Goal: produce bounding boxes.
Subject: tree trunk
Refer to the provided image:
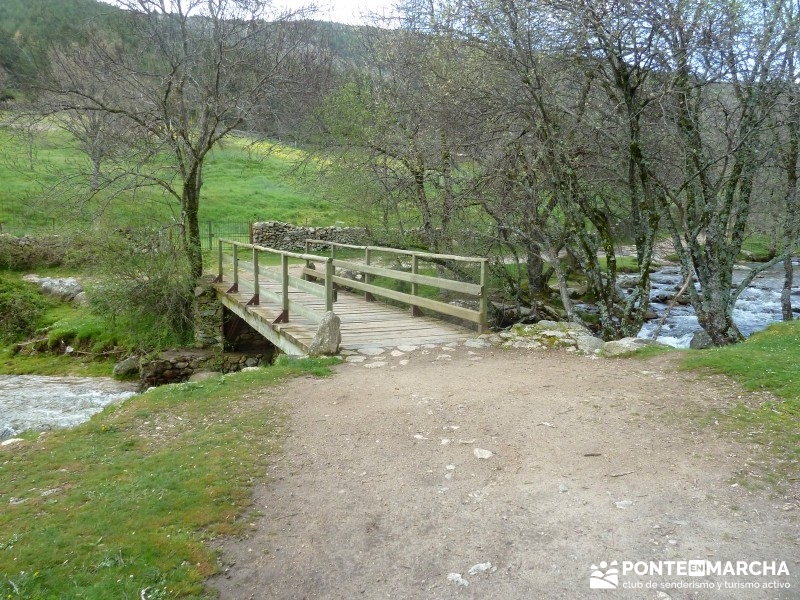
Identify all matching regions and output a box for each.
[782,253,794,321]
[695,281,743,345]
[183,163,204,280]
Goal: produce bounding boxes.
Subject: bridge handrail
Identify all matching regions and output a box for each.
[304,239,489,264]
[303,239,488,332]
[215,238,334,321]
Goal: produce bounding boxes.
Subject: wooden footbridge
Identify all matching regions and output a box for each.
[210,239,489,355]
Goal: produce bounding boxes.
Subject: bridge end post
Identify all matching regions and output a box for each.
[478,259,489,334]
[410,254,422,317]
[325,258,334,312]
[214,239,224,283]
[364,246,375,302]
[280,253,290,322]
[250,248,260,306]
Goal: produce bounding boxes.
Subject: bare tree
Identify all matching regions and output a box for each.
[774,1,800,321]
[316,26,477,253]
[642,0,787,344]
[39,0,325,278]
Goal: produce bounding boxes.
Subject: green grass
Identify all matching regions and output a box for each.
[0,357,337,599]
[683,320,800,476]
[0,127,352,237]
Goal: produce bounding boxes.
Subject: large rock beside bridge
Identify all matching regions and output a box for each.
[307,311,342,356]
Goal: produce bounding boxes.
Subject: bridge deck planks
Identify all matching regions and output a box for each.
[213,258,473,351]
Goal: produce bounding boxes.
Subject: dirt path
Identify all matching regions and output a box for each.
[211,344,799,599]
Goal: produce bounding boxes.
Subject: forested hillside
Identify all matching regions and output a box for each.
[0,0,124,93]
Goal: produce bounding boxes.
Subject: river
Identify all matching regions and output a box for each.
[0,375,138,438]
[634,260,800,347]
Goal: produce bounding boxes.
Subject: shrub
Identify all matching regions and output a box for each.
[0,276,53,343]
[89,230,195,350]
[0,234,69,270]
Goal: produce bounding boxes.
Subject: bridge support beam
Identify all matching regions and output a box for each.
[216,290,307,356]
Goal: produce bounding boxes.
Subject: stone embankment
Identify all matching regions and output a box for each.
[114,350,270,390]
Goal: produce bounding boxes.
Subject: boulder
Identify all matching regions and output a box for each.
[307,311,342,356]
[113,355,141,377]
[602,337,665,357]
[502,320,604,355]
[33,277,84,302]
[689,331,714,350]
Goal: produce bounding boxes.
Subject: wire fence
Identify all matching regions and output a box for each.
[200,221,251,251]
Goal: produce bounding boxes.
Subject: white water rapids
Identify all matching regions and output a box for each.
[634,260,800,348]
[0,375,137,438]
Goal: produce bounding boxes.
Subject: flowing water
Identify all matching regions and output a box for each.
[634,260,800,348]
[0,375,138,438]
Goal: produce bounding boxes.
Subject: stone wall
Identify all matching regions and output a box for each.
[251,221,367,252]
[194,276,224,350]
[139,350,269,389]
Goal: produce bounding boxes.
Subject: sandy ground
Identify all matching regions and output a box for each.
[210,344,799,599]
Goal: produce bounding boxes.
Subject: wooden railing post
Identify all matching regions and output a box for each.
[325,258,334,312]
[303,240,312,281]
[410,254,422,317]
[281,253,290,320]
[364,246,374,302]
[216,239,224,282]
[250,248,260,305]
[230,242,239,292]
[479,259,488,333]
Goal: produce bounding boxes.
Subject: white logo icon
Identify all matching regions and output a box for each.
[590,561,619,589]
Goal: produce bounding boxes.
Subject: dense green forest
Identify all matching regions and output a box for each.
[1,0,798,347]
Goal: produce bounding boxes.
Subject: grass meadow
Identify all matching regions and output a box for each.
[0,126,348,237]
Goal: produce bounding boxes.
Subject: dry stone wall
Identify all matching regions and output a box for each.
[251,221,367,252]
[139,350,268,389]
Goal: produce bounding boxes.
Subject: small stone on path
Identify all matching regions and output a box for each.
[447,573,469,587]
[346,356,366,363]
[615,499,633,509]
[397,345,419,352]
[399,360,410,366]
[358,347,386,356]
[465,338,490,349]
[473,448,494,459]
[390,350,405,357]
[468,562,495,576]
[1,438,24,447]
[363,361,387,369]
